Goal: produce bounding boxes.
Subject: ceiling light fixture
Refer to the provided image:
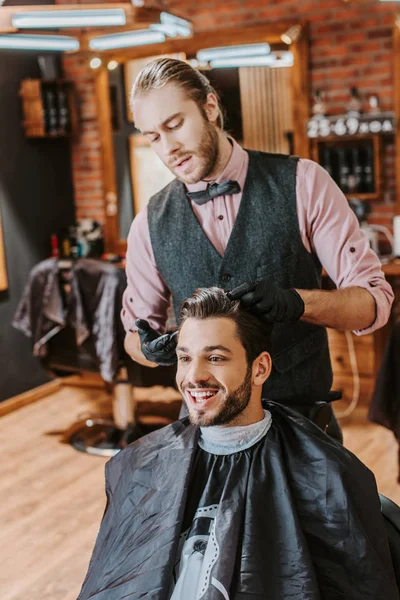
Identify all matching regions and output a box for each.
[197,43,271,63]
[89,29,165,51]
[210,51,293,69]
[150,24,180,38]
[159,12,192,37]
[281,24,302,45]
[90,57,102,69]
[12,9,126,30]
[0,34,79,51]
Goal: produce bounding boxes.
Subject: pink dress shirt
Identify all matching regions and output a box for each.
[122,139,394,336]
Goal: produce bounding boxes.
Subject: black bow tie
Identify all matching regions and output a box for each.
[187,179,241,205]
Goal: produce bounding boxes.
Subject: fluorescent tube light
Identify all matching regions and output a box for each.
[197,43,270,63]
[89,29,165,51]
[160,12,192,30]
[150,24,178,38]
[150,23,192,38]
[0,34,79,51]
[157,13,192,38]
[12,9,126,30]
[210,52,293,69]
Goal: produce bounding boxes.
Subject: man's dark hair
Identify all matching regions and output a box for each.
[179,287,272,365]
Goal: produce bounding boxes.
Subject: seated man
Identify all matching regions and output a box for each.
[78,287,398,600]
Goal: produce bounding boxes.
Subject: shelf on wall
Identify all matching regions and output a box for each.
[19,78,79,138]
[310,133,382,200]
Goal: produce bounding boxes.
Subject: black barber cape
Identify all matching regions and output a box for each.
[78,403,399,600]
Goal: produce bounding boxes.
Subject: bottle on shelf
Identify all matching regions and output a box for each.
[68,225,80,259]
[320,146,333,178]
[346,87,362,117]
[360,144,374,194]
[57,85,70,135]
[42,83,59,135]
[50,234,59,258]
[336,147,350,194]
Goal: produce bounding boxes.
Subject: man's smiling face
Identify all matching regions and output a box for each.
[176,317,256,427]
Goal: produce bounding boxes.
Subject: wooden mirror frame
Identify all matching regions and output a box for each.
[92,22,310,253]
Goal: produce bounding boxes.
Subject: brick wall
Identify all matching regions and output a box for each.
[59,0,400,230]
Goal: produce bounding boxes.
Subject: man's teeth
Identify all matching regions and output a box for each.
[189,391,217,403]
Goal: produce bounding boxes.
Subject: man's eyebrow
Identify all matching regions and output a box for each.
[141,112,183,136]
[204,345,232,354]
[176,345,232,354]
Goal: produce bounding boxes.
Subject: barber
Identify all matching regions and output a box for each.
[121,58,393,437]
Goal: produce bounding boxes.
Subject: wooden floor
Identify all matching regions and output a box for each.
[0,387,399,600]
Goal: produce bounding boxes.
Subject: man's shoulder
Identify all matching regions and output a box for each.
[148,177,183,207]
[264,400,372,472]
[107,418,198,470]
[247,148,299,164]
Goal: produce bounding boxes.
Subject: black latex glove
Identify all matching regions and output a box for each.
[226,279,305,323]
[136,319,178,366]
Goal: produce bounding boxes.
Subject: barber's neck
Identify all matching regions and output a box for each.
[204,132,233,182]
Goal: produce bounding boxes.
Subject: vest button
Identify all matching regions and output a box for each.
[221,273,231,282]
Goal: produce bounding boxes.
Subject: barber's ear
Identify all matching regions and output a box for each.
[252,352,272,386]
[204,93,220,124]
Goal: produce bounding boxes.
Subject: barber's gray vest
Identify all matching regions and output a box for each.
[147,150,332,404]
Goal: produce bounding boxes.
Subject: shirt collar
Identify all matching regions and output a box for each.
[185,138,247,194]
[198,409,272,455]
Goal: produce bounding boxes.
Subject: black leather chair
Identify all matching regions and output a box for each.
[380,494,400,591]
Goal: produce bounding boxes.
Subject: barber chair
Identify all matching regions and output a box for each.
[45,332,176,457]
[303,390,343,443]
[309,391,342,427]
[43,325,137,456]
[380,494,400,591]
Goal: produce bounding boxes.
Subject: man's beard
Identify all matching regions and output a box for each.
[184,367,252,427]
[171,118,220,184]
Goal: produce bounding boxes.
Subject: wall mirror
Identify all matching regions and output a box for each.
[94,22,310,252]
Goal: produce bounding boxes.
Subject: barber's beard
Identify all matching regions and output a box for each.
[173,119,220,184]
[187,367,253,427]
[196,120,220,181]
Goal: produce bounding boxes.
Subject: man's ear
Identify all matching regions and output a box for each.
[203,92,220,125]
[252,352,272,387]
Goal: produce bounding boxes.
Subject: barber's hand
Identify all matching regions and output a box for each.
[226,279,305,323]
[135,319,178,366]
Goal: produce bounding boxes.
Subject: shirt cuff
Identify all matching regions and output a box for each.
[352,285,392,336]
